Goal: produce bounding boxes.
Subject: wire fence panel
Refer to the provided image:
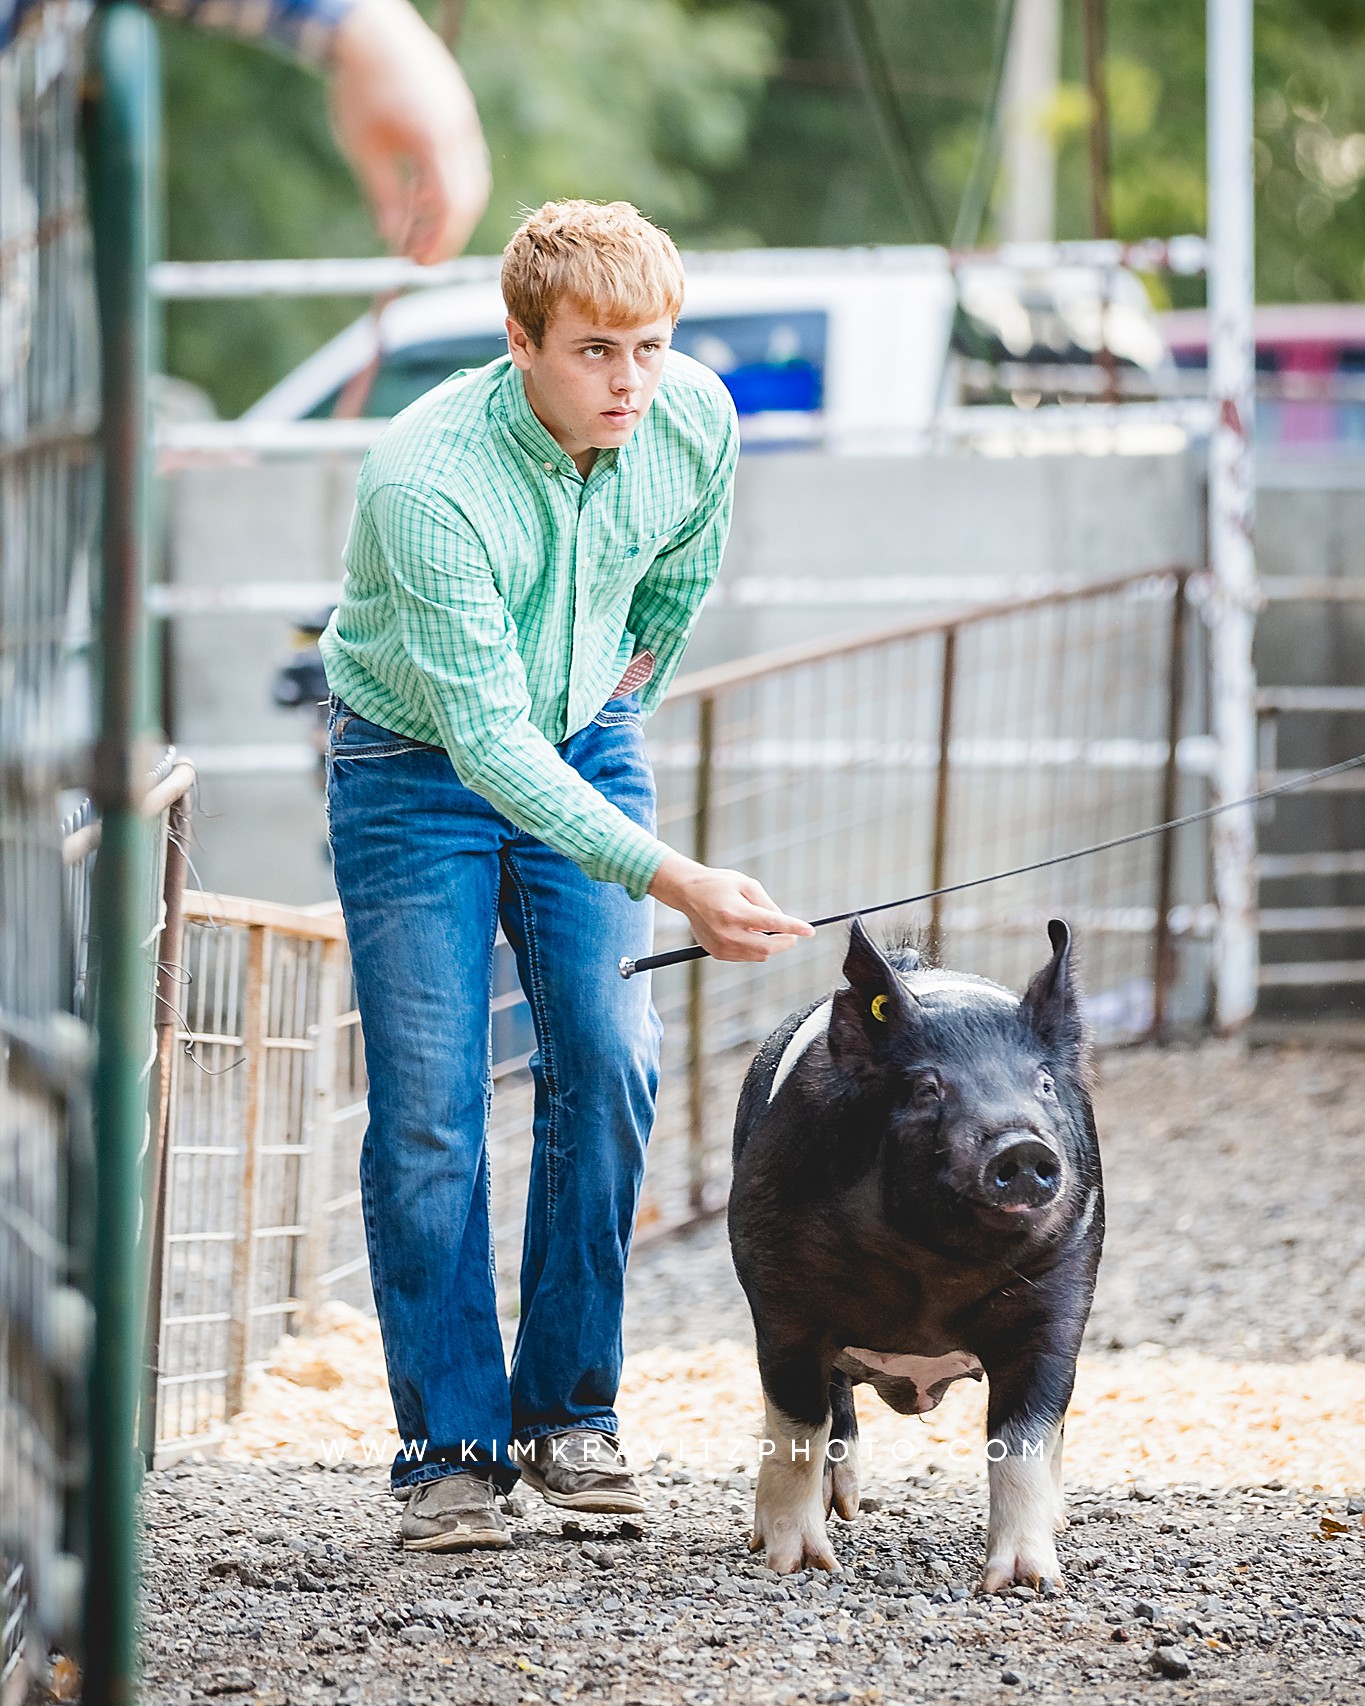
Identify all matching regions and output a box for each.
[152,899,360,1455]
[640,569,1211,1220]
[1,0,101,1683]
[149,570,1212,1460]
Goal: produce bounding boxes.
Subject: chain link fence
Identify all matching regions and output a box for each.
[641,567,1211,1222]
[149,895,366,1455]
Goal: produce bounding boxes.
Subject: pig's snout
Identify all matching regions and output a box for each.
[979,1131,1063,1212]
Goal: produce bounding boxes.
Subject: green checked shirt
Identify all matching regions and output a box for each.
[319,352,739,901]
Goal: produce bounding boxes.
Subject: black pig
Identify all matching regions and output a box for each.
[727,917,1103,1591]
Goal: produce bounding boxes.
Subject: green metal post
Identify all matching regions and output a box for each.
[84,8,160,1703]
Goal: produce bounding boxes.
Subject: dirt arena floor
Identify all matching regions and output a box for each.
[130,1042,1365,1706]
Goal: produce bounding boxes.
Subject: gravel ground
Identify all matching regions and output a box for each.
[125,1042,1365,1706]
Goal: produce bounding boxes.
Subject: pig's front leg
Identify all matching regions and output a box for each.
[982,1419,1065,1593]
[823,1369,860,1521]
[751,1343,838,1573]
[979,1348,1079,1594]
[1050,1423,1067,1532]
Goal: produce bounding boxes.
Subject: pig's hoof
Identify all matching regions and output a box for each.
[979,1548,1065,1596]
[823,1453,860,1521]
[751,1528,839,1574]
[749,1510,839,1574]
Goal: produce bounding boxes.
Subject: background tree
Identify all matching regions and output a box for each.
[714,0,1365,308]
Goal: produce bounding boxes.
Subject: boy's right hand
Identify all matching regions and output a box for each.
[647,853,814,963]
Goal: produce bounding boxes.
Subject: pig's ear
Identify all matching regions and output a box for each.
[1019,919,1081,1053]
[827,917,919,1073]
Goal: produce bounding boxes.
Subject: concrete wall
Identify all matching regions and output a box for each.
[163,458,361,905]
[701,447,1204,664]
[163,447,1204,905]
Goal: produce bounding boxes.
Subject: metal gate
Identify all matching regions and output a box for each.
[1,2,103,1689]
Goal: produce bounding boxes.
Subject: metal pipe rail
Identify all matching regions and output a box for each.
[663,567,1192,701]
[60,760,198,866]
[1,5,168,1701]
[148,237,1209,300]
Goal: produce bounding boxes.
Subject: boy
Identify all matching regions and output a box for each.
[321,200,812,1552]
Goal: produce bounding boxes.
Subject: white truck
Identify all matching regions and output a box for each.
[243,245,1168,454]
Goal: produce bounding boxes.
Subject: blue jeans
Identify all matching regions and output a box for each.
[324,692,663,1494]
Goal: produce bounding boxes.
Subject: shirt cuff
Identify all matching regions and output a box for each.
[171,0,360,65]
[271,0,358,64]
[587,815,672,903]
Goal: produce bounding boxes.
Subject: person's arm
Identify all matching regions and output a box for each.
[327,0,488,263]
[627,406,740,717]
[151,0,489,263]
[368,481,812,959]
[647,852,813,963]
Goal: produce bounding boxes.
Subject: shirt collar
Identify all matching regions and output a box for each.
[492,363,623,484]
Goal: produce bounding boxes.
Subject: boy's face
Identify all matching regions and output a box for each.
[506,300,674,466]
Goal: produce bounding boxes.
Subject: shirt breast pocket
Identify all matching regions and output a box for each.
[618,524,682,581]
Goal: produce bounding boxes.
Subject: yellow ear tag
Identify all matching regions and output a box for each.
[870,994,889,1023]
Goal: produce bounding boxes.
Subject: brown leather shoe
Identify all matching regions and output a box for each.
[518,1430,647,1514]
[399,1471,512,1552]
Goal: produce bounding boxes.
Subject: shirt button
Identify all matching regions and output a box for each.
[543,461,555,472]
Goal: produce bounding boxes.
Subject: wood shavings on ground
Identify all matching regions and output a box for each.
[220,1301,1365,1495]
[219,1301,400,1464]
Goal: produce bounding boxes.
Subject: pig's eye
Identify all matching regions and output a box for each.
[1037,1069,1057,1099]
[908,1070,942,1106]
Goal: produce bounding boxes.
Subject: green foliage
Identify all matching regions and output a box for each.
[719,0,1365,307]
[1055,0,1207,303]
[456,0,776,245]
[1089,0,1365,304]
[707,0,1008,247]
[1252,10,1365,301]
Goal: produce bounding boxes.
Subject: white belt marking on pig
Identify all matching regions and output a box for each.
[767,998,834,1103]
[765,975,1012,1107]
[903,975,1016,1005]
[841,1347,983,1412]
